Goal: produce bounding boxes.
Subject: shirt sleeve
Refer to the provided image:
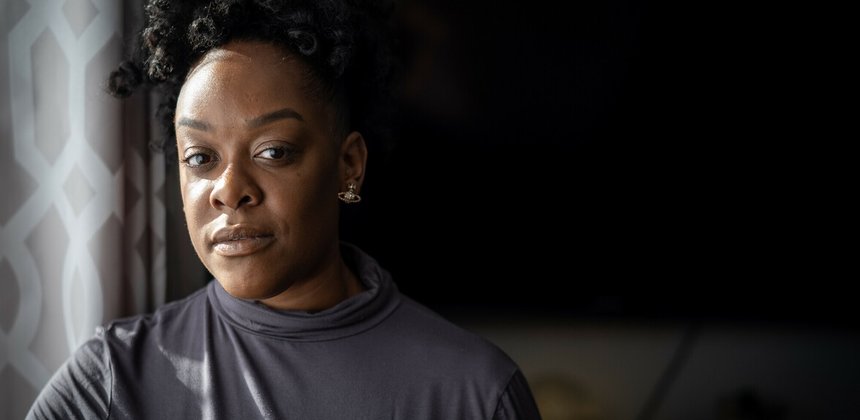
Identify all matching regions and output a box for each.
[492,369,542,420]
[26,333,112,420]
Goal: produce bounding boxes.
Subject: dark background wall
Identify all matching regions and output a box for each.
[341,0,848,325]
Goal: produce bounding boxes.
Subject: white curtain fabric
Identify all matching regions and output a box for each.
[0,0,166,418]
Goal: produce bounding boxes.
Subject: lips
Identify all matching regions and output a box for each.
[210,225,275,257]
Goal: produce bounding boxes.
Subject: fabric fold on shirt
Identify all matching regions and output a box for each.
[208,242,402,341]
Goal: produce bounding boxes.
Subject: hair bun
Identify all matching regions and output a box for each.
[288,29,319,56]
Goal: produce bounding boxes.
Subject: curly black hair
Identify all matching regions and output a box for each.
[109,0,397,157]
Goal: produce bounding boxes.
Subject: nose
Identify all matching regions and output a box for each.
[210,163,262,212]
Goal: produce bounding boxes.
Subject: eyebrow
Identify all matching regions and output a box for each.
[176,117,211,131]
[247,108,305,128]
[175,108,305,132]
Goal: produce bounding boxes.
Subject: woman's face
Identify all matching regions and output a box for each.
[174,40,365,302]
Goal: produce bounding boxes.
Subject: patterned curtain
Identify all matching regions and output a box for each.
[0,1,167,418]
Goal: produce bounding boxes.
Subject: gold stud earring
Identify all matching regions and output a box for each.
[338,182,361,203]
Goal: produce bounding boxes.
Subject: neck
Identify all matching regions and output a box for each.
[258,245,365,313]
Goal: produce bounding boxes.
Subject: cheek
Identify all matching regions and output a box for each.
[181,178,213,226]
[301,164,339,209]
[272,170,337,226]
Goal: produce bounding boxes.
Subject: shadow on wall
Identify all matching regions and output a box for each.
[457,318,860,420]
[533,379,788,420]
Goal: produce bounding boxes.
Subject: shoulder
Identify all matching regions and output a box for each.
[101,284,210,349]
[368,295,541,418]
[27,334,111,419]
[386,302,543,419]
[28,285,212,419]
[392,296,506,349]
[385,295,520,379]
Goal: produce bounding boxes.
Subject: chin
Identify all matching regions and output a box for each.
[216,273,284,301]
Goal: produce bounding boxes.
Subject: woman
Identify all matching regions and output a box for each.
[28,0,540,418]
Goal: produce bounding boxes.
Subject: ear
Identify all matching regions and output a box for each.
[338,131,368,191]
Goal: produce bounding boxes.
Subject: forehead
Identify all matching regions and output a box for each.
[176,41,321,120]
[189,40,296,77]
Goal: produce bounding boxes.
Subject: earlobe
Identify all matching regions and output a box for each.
[340,131,368,189]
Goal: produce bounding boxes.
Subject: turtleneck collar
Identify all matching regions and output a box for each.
[207,242,401,341]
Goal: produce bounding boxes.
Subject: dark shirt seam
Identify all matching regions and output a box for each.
[490,368,519,420]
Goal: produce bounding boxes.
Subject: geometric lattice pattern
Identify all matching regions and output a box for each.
[0,1,166,417]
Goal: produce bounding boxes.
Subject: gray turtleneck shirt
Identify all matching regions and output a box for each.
[27,244,541,419]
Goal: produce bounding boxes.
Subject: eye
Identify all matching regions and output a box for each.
[182,152,215,168]
[254,143,299,164]
[256,147,286,160]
